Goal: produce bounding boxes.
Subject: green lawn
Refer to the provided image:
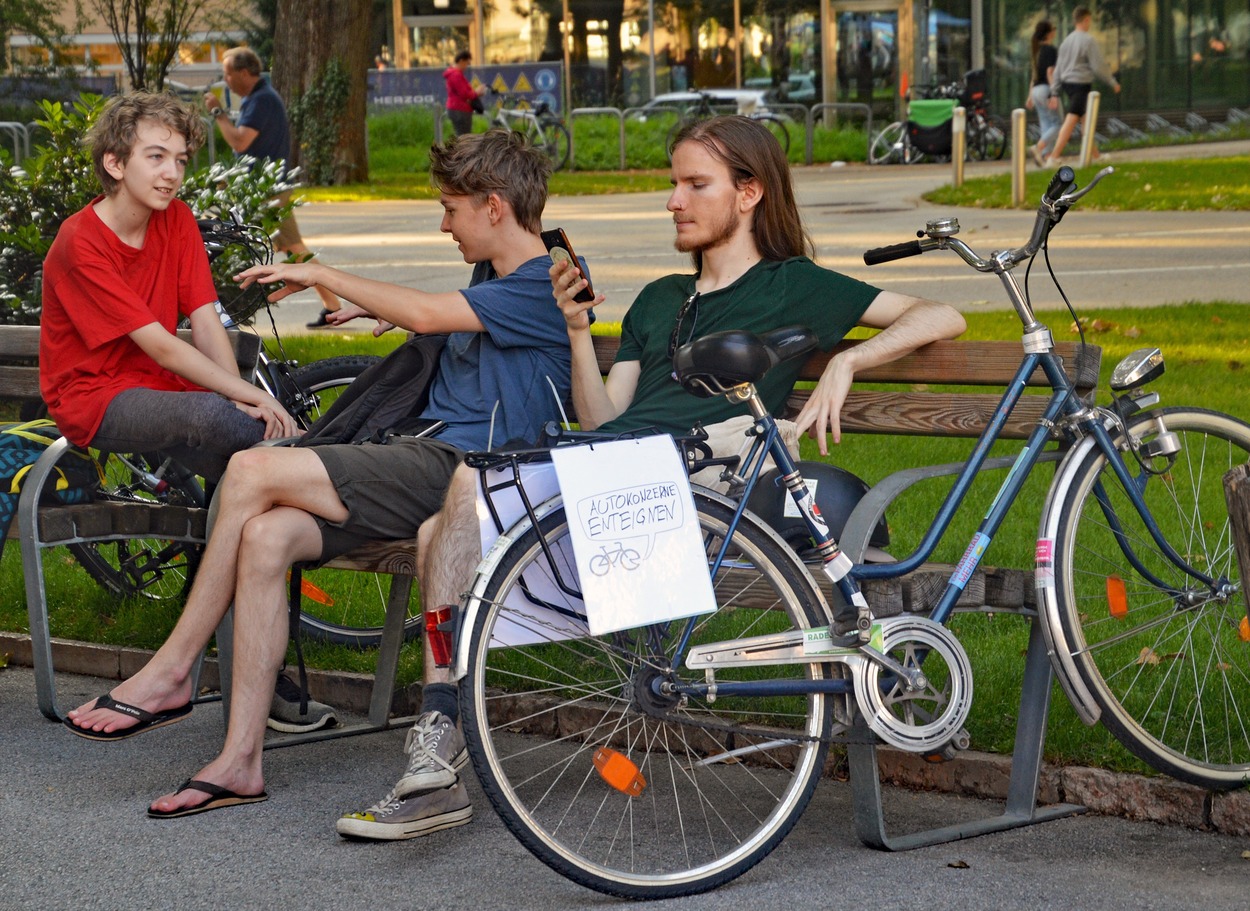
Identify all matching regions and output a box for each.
[926,155,1250,211]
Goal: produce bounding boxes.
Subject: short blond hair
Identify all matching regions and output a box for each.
[223,46,262,76]
[88,92,205,195]
[428,129,551,233]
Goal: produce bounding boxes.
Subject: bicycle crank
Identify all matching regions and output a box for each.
[850,616,974,753]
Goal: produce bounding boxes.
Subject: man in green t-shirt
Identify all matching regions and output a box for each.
[335,115,966,842]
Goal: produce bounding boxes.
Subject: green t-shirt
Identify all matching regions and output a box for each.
[599,257,880,437]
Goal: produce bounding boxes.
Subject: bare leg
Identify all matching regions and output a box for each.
[65,447,349,735]
[416,465,483,687]
[1048,112,1080,162]
[148,504,325,813]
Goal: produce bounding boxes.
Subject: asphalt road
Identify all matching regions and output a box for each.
[2,665,1248,910]
[268,141,1250,335]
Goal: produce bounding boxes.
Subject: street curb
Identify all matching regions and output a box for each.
[5,631,1249,838]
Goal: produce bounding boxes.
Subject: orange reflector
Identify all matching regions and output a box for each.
[285,569,335,606]
[1240,616,1250,643]
[1106,574,1128,619]
[593,747,646,796]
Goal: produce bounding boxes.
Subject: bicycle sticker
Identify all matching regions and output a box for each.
[1035,537,1055,588]
[951,532,990,590]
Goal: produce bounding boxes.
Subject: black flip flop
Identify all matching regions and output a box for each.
[63,693,192,742]
[147,779,269,819]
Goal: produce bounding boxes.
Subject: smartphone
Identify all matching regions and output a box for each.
[541,228,594,303]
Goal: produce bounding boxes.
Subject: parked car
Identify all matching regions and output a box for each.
[744,73,818,105]
[633,89,772,121]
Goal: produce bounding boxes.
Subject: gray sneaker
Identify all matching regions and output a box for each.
[395,711,468,797]
[335,782,472,841]
[267,674,338,733]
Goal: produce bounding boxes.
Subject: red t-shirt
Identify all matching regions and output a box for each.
[40,198,218,445]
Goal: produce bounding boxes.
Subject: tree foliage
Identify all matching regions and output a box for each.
[86,0,209,91]
[0,0,84,73]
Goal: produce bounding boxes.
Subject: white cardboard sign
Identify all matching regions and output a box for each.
[549,435,716,635]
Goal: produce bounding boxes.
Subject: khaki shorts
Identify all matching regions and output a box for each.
[272,189,303,250]
[310,436,465,563]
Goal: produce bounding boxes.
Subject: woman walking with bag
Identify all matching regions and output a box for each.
[1026,20,1061,166]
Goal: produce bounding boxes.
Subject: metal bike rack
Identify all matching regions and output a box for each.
[809,103,873,166]
[569,107,625,170]
[838,455,1087,850]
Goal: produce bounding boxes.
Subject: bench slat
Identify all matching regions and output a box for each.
[787,390,1067,439]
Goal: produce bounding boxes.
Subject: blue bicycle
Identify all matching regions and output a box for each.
[453,166,1250,898]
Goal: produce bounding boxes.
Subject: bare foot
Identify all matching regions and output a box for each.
[65,672,193,737]
[149,756,265,815]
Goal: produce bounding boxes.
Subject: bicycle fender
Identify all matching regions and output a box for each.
[1035,427,1114,726]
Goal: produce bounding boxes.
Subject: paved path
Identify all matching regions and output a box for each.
[2,665,1248,911]
[271,140,1250,335]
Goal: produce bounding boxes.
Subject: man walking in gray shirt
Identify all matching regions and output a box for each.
[1045,6,1121,166]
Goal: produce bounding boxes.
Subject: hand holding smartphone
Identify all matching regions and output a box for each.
[541,228,594,303]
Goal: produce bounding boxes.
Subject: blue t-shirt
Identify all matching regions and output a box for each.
[420,255,575,451]
[236,80,291,165]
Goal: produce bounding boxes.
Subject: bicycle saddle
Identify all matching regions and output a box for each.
[673,326,818,397]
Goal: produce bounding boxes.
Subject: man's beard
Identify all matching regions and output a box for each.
[675,209,740,254]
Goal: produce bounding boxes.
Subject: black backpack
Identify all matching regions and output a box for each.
[295,333,448,447]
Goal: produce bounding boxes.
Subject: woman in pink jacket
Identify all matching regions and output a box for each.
[444,50,481,137]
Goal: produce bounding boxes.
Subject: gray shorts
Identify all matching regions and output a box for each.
[310,436,465,563]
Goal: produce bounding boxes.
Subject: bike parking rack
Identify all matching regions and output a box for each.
[837,457,1087,850]
[809,102,872,165]
[570,107,626,170]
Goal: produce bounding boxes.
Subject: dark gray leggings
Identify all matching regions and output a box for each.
[90,388,266,482]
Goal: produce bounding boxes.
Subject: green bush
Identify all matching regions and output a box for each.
[0,95,300,325]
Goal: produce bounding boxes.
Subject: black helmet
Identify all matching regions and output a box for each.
[746,462,892,562]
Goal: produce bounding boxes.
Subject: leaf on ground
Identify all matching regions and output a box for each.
[1241,850,1250,860]
[948,860,970,869]
[1123,326,1141,338]
[0,652,8,669]
[1137,647,1161,666]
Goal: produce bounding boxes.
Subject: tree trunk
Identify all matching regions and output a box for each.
[272,0,370,184]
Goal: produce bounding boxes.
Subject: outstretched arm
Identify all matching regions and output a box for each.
[794,292,966,454]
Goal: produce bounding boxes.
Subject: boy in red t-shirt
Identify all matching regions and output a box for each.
[40,92,296,481]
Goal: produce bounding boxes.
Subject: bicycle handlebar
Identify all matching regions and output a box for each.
[863,166,1115,271]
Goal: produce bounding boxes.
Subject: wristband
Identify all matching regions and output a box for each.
[209,107,225,117]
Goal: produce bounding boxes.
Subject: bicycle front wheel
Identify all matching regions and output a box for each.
[969,113,1007,161]
[461,492,833,899]
[1053,407,1250,788]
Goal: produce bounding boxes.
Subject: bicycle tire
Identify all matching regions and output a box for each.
[461,492,833,899]
[68,453,205,601]
[539,119,571,171]
[869,121,907,164]
[969,113,1006,161]
[287,354,381,429]
[1052,407,1250,788]
[754,114,792,156]
[281,355,423,649]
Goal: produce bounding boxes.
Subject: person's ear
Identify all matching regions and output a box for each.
[738,176,764,213]
[485,192,507,225]
[102,151,126,183]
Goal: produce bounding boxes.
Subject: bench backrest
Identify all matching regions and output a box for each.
[589,334,1102,440]
[0,325,264,405]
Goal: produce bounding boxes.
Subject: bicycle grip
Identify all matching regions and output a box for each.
[1042,166,1076,205]
[863,240,924,266]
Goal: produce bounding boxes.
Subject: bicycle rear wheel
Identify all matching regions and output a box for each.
[1052,407,1250,788]
[969,113,1007,161]
[869,121,907,164]
[461,492,833,899]
[755,114,792,156]
[69,452,205,601]
[538,119,571,171]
